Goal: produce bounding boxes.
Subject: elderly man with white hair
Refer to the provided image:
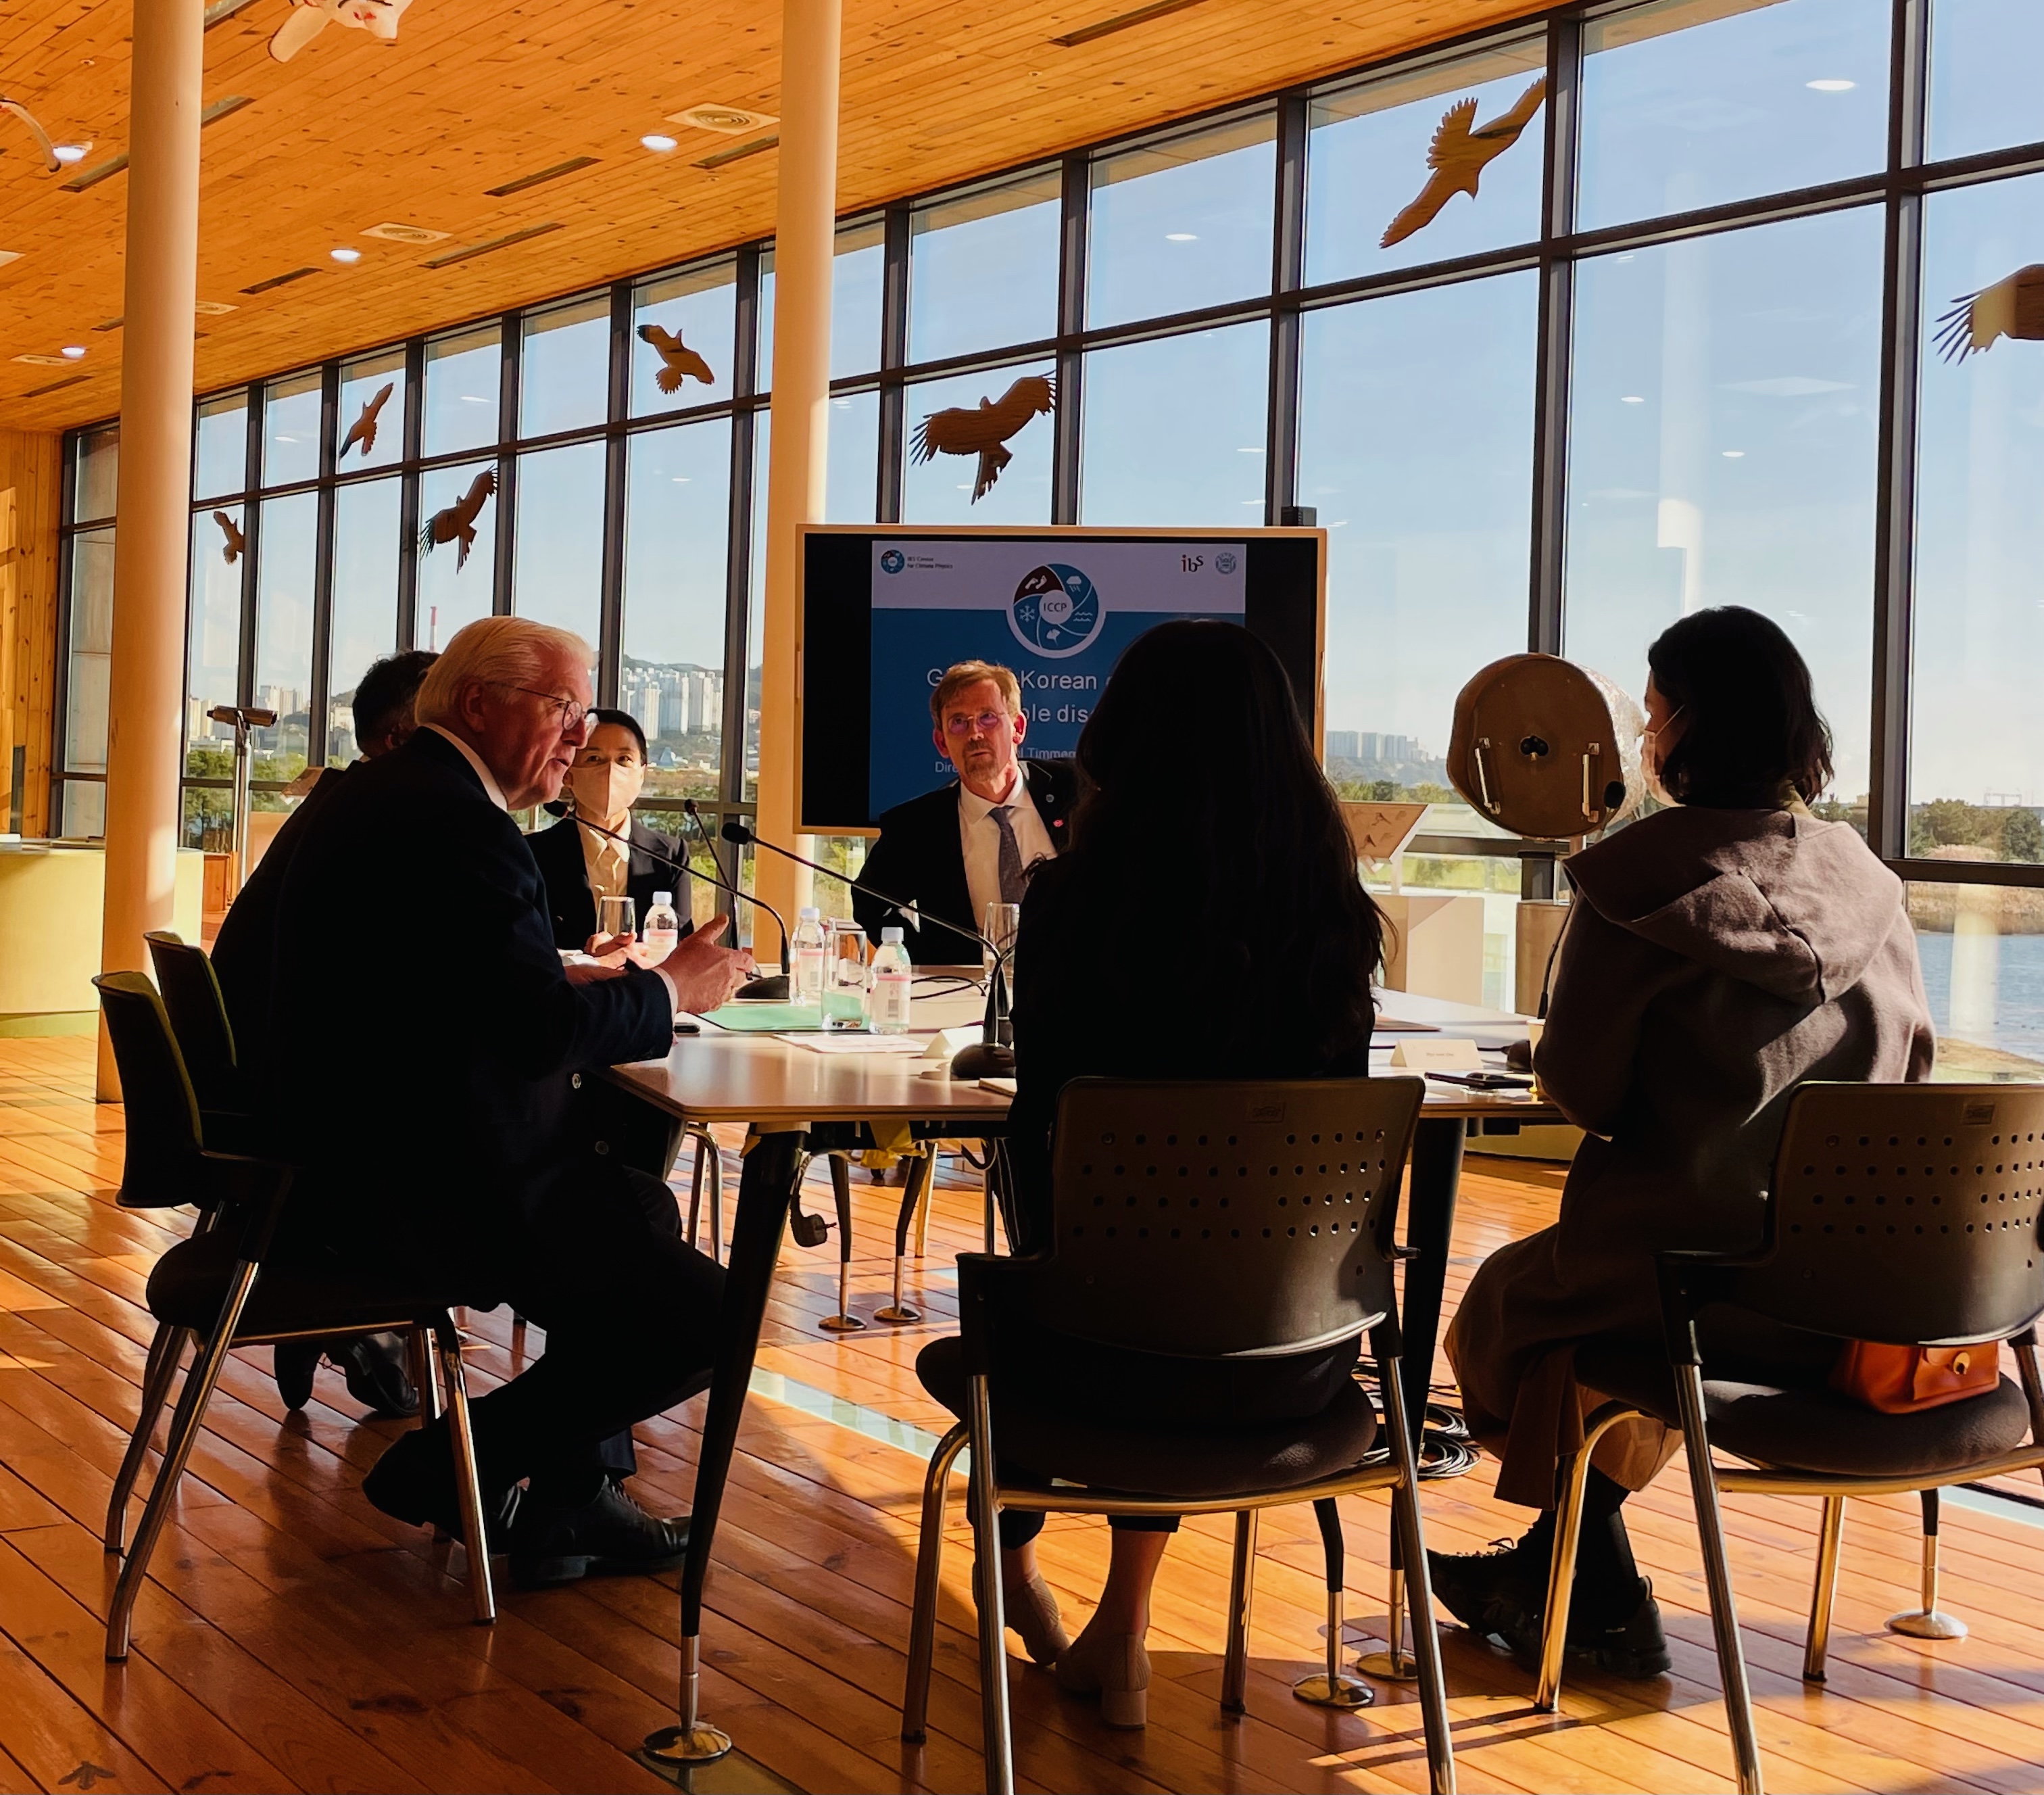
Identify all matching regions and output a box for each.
[268,617,752,1587]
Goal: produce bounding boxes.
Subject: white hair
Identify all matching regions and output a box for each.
[414,617,594,726]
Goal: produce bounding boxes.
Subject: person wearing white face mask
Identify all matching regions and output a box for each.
[528,707,694,957]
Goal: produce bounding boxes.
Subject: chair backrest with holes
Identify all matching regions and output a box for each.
[1728,1082,2044,1347]
[93,972,209,1210]
[1027,1076,1426,1358]
[144,931,241,1113]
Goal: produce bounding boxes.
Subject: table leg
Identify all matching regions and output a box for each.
[641,1127,806,1771]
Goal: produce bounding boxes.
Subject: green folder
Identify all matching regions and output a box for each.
[700,1003,827,1033]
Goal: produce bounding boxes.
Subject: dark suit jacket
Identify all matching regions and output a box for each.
[854,759,1077,963]
[527,813,696,952]
[210,763,348,1082]
[269,728,675,1260]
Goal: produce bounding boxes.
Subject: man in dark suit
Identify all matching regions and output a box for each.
[527,707,695,951]
[210,647,437,1420]
[854,660,1077,962]
[270,616,754,1587]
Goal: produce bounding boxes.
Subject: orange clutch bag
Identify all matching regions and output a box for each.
[1830,1341,1999,1414]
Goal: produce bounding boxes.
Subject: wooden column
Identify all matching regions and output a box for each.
[755,0,842,930]
[0,430,62,840]
[97,0,204,1099]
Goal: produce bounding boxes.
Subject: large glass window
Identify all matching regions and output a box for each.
[1909,882,2044,1078]
[522,295,612,437]
[423,325,501,458]
[623,421,733,800]
[1079,323,1269,525]
[1579,0,1890,230]
[1909,171,2044,861]
[826,390,881,523]
[1565,208,1884,800]
[415,460,497,648]
[1928,0,2044,164]
[193,393,248,501]
[1299,273,1538,805]
[633,262,735,415]
[62,529,115,773]
[328,477,401,764]
[758,220,887,391]
[1305,43,1548,287]
[1088,116,1274,328]
[185,506,244,777]
[264,371,322,487]
[252,491,316,772]
[902,360,1056,524]
[908,172,1063,364]
[512,440,606,645]
[337,349,406,472]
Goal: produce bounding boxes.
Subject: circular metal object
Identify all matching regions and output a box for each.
[1887,1608,1968,1640]
[1356,1648,1420,1683]
[874,1303,923,1324]
[640,1722,734,1769]
[1292,1671,1375,1708]
[819,1313,866,1333]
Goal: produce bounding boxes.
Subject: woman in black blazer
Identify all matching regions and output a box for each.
[528,708,694,952]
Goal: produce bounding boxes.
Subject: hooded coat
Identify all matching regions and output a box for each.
[1448,803,1936,1507]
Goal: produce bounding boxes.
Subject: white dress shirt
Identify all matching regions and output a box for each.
[579,817,631,903]
[958,763,1057,930]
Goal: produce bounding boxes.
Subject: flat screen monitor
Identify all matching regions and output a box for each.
[800,525,1325,833]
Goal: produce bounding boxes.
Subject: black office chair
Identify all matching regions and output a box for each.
[1532,1081,2044,1795]
[95,971,499,1660]
[144,931,244,1122]
[900,1076,1455,1795]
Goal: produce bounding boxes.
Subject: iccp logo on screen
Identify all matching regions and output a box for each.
[879,548,906,575]
[1008,563,1104,659]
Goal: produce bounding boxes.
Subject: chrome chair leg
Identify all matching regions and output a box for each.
[1295,1497,1371,1708]
[877,1147,931,1324]
[1803,1495,1847,1679]
[965,1373,1014,1795]
[902,1422,969,1742]
[105,1322,187,1554]
[687,1126,709,1250]
[1221,1508,1257,1713]
[687,1125,726,1264]
[1888,1488,1967,1641]
[108,1260,261,1661]
[821,1153,864,1333]
[435,1316,497,1626]
[1382,1354,1455,1795]
[1536,1444,1594,1711]
[407,1326,445,1423]
[1674,1362,1763,1795]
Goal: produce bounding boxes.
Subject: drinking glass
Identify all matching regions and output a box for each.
[983,901,1021,987]
[598,895,637,941]
[823,918,870,1030]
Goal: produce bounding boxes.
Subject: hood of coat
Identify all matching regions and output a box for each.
[1563,806,1905,1007]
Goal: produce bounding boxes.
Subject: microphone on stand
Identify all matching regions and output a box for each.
[721,818,1015,1078]
[544,799,790,1002]
[681,800,790,1001]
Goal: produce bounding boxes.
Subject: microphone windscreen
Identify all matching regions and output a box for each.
[720,819,751,843]
[543,798,571,817]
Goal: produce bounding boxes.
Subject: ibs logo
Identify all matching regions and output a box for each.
[879,548,906,575]
[1008,563,1103,659]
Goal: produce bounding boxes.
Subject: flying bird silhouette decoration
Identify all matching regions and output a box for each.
[213,512,246,567]
[339,381,395,459]
[910,374,1056,503]
[1380,76,1548,249]
[0,97,62,172]
[270,0,413,64]
[1933,264,2044,362]
[637,325,716,393]
[419,468,496,571]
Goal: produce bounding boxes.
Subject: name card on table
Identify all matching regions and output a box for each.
[1388,1036,1484,1072]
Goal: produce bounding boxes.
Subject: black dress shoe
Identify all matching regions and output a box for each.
[332,1332,420,1419]
[274,1339,320,1410]
[362,1427,521,1551]
[510,1479,691,1589]
[1427,1538,1671,1681]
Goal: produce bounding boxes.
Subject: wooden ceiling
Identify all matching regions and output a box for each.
[0,0,1553,436]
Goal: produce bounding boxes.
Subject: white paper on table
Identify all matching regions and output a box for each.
[779,1033,930,1055]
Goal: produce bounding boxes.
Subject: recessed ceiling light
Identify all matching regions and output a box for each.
[60,345,86,359]
[1236,445,1263,454]
[1807,78,1855,92]
[1621,394,1645,404]
[667,104,778,135]
[1722,449,1745,458]
[0,250,21,268]
[460,394,489,404]
[641,133,679,153]
[52,143,89,164]
[330,246,362,263]
[362,222,452,244]
[1165,232,1198,242]
[671,475,691,483]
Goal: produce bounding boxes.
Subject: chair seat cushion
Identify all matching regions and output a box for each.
[147,1230,460,1337]
[1575,1338,2035,1479]
[917,1335,1379,1502]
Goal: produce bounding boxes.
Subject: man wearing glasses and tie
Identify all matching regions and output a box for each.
[854,660,1076,962]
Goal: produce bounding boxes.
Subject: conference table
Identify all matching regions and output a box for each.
[605,982,1561,1767]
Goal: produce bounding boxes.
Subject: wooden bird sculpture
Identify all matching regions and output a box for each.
[1380,76,1548,249]
[637,324,716,393]
[910,374,1056,503]
[0,97,62,172]
[270,0,413,64]
[1934,264,2044,362]
[339,381,395,459]
[419,467,496,570]
[213,511,246,567]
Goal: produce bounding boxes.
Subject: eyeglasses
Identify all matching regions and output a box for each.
[492,684,589,735]
[942,709,1011,737]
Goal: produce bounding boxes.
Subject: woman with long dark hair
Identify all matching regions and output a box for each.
[1434,606,1934,1679]
[927,618,1387,1727]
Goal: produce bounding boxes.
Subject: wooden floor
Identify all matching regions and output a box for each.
[0,1037,2041,1794]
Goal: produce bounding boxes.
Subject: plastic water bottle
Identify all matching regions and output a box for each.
[871,927,912,1034]
[642,890,680,966]
[792,906,827,1010]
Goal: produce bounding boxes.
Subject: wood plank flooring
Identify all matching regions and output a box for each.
[0,1035,2040,1793]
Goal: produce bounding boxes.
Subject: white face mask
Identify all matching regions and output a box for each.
[1639,704,1685,807]
[570,760,639,821]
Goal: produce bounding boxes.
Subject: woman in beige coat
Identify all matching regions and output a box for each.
[1434,606,1935,1677]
